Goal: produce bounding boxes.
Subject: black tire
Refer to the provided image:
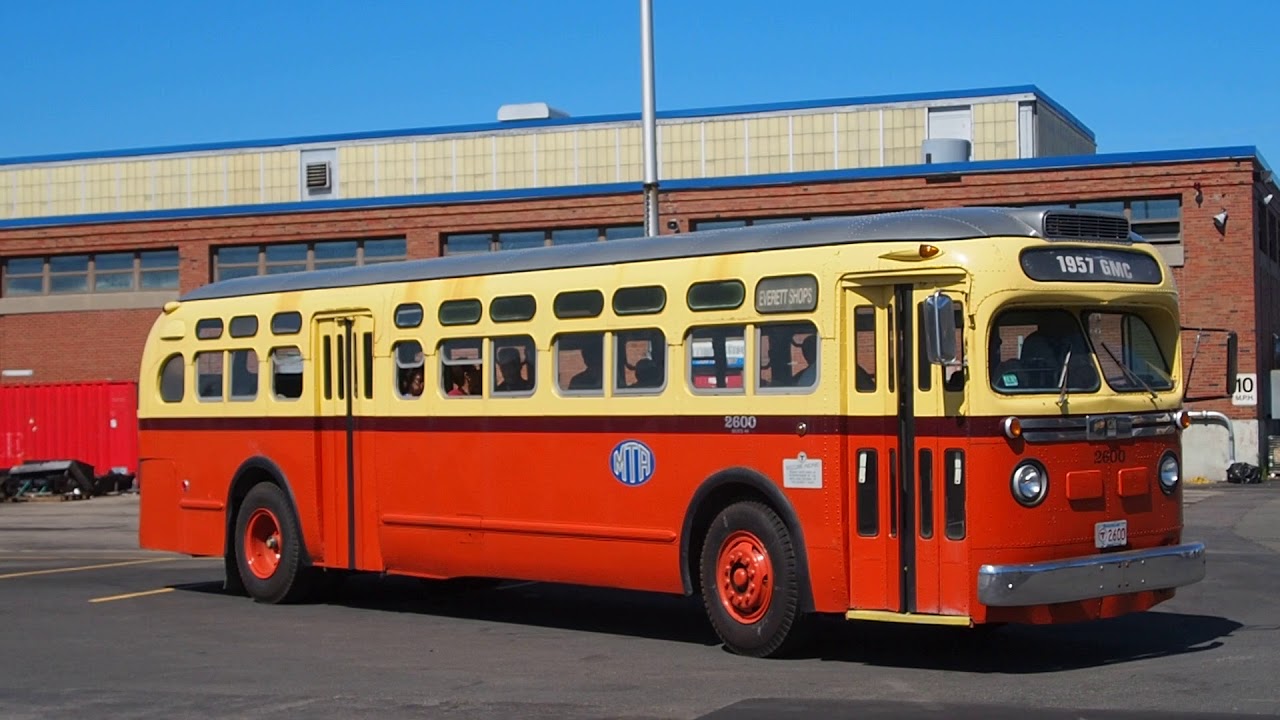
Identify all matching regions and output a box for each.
[233,482,312,604]
[698,501,806,658]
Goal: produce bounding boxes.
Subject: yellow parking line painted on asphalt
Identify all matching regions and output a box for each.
[88,587,175,603]
[0,557,173,580]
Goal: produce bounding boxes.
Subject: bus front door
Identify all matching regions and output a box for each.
[845,283,967,618]
[315,313,377,571]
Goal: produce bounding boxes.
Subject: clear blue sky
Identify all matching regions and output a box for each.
[1,0,1276,165]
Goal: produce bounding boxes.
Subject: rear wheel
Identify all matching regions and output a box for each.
[699,501,805,657]
[234,482,311,603]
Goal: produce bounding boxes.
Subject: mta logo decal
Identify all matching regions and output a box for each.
[610,440,655,487]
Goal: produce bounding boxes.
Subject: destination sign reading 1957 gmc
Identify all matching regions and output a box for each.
[1020,248,1162,284]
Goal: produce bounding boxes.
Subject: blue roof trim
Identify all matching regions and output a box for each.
[0,85,1089,166]
[0,146,1260,230]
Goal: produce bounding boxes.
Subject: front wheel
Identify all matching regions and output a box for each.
[699,501,806,657]
[233,482,312,603]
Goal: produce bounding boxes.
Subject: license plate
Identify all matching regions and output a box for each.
[1095,520,1128,549]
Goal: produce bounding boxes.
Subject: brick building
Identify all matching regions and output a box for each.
[1,86,1277,478]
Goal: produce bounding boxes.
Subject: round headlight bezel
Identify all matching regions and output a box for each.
[1010,460,1049,507]
[1158,451,1180,495]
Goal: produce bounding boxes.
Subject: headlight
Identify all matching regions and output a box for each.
[1158,452,1180,495]
[1011,461,1048,507]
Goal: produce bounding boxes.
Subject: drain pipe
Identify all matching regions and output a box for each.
[1186,410,1235,465]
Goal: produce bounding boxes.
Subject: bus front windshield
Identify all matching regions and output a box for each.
[988,309,1172,394]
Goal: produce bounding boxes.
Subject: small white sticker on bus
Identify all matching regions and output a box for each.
[783,452,823,489]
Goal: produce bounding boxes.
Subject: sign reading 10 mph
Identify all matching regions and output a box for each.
[1019,248,1162,284]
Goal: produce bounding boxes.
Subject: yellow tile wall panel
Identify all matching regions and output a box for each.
[494,134,533,190]
[746,116,789,175]
[417,139,453,194]
[262,152,298,204]
[578,128,616,185]
[616,127,643,183]
[338,145,375,199]
[377,142,414,197]
[46,166,79,216]
[152,158,187,209]
[225,154,259,206]
[792,113,834,172]
[704,119,745,177]
[188,157,224,207]
[455,137,491,192]
[661,121,702,180]
[536,131,576,186]
[0,170,10,218]
[83,164,115,213]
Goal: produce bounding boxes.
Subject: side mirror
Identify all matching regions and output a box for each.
[1226,331,1238,397]
[923,291,958,364]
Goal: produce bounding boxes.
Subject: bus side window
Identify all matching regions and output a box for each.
[440,338,483,397]
[229,349,259,400]
[271,347,303,400]
[758,322,818,391]
[196,351,224,400]
[394,340,425,398]
[493,335,536,395]
[160,353,185,402]
[944,303,965,391]
[556,332,605,394]
[854,306,876,392]
[615,329,665,393]
[687,326,746,393]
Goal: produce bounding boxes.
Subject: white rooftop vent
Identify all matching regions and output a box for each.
[497,102,569,122]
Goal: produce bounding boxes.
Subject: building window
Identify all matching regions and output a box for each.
[1,249,179,297]
[211,238,406,281]
[442,225,643,255]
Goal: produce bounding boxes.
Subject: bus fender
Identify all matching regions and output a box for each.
[679,467,814,612]
[224,456,313,568]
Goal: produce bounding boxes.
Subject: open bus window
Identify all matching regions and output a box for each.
[989,309,1099,394]
[160,354,185,402]
[854,306,876,392]
[757,322,818,392]
[393,341,424,398]
[493,335,535,395]
[556,332,604,394]
[1085,312,1173,392]
[440,339,482,397]
[687,326,745,393]
[195,351,224,400]
[615,329,665,393]
[229,349,259,401]
[271,347,303,400]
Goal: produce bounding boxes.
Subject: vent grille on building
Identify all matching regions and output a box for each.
[1044,213,1130,241]
[305,163,331,190]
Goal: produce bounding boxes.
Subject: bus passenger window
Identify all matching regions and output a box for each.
[854,306,876,392]
[493,336,535,395]
[394,341,424,398]
[615,329,665,393]
[195,351,224,400]
[757,322,818,391]
[229,349,259,400]
[687,326,745,393]
[271,347,303,400]
[440,338,482,397]
[556,332,604,394]
[944,303,966,391]
[160,354,185,402]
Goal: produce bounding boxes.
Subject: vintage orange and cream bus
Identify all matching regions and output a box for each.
[138,207,1214,657]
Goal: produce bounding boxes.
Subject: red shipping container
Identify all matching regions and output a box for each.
[0,381,139,477]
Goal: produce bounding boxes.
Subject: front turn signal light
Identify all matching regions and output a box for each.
[1002,416,1022,439]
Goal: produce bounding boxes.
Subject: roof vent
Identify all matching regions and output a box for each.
[497,102,569,122]
[305,162,331,190]
[921,138,971,164]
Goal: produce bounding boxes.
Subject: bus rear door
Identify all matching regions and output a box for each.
[315,313,378,571]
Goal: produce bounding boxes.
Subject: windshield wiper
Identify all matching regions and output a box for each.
[1056,349,1072,410]
[1100,342,1157,399]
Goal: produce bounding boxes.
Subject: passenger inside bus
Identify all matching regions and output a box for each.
[793,335,817,386]
[399,367,424,397]
[631,357,662,388]
[495,346,532,392]
[446,364,481,396]
[569,341,603,390]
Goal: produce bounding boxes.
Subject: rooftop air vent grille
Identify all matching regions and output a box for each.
[305,162,331,190]
[1044,212,1130,242]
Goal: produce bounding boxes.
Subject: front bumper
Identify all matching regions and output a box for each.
[977,542,1205,607]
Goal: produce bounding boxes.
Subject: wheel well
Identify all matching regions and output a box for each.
[224,458,308,565]
[681,469,814,612]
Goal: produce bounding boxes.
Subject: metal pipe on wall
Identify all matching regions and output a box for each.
[1187,410,1236,465]
[640,0,660,236]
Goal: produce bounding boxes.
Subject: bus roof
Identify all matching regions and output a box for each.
[180,206,1131,302]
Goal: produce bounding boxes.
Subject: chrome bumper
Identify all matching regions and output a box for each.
[976,542,1205,607]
